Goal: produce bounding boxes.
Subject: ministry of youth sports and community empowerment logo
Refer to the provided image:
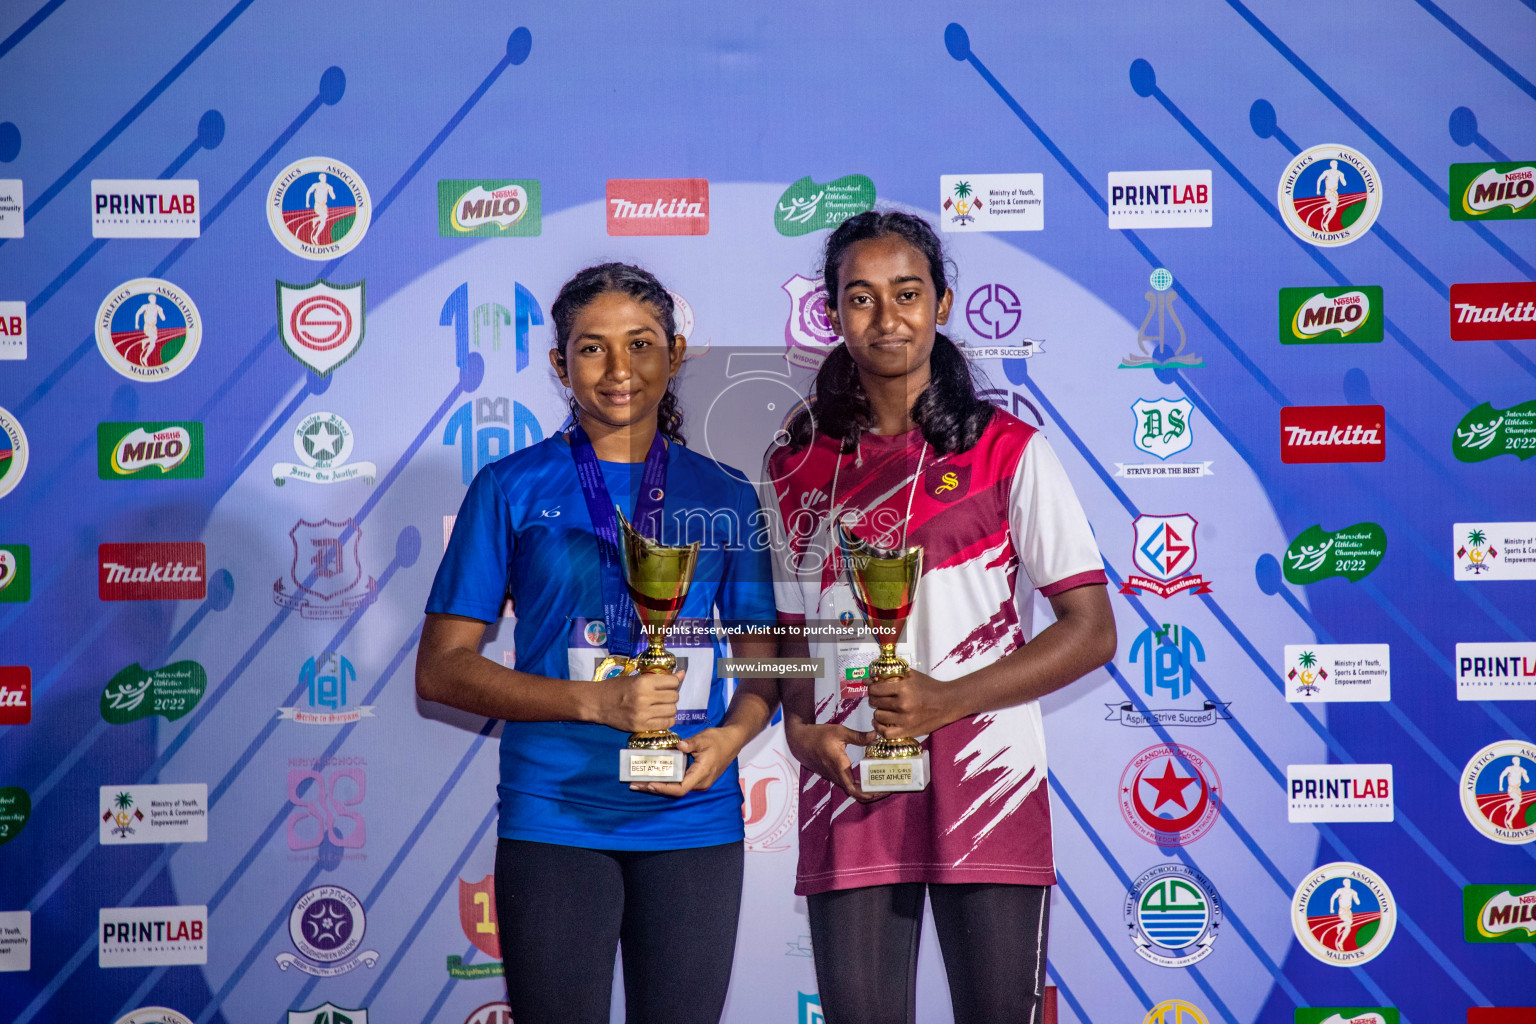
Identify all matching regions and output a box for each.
[268,157,372,260]
[95,279,203,382]
[1291,862,1397,965]
[1461,739,1536,844]
[1278,144,1382,247]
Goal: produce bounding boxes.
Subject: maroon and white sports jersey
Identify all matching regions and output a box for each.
[762,411,1106,895]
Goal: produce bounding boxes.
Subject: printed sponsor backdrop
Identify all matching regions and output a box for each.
[0,2,1533,1022]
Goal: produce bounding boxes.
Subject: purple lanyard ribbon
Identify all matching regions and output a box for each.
[569,425,669,657]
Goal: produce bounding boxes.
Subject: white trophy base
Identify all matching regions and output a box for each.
[621,747,686,782]
[860,750,930,792]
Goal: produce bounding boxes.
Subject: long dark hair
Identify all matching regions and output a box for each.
[550,262,686,444]
[783,211,993,455]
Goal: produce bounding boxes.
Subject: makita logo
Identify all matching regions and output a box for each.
[1280,406,1386,463]
[606,178,709,236]
[1450,282,1536,341]
[98,543,206,601]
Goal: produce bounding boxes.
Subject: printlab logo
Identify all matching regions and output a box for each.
[0,786,30,846]
[274,412,376,485]
[100,784,208,845]
[1283,523,1387,584]
[437,179,541,237]
[101,661,207,724]
[1283,644,1390,703]
[782,274,839,371]
[98,542,207,601]
[1278,286,1384,344]
[277,279,366,377]
[1460,739,1536,844]
[1120,513,1211,598]
[0,300,25,360]
[606,178,709,235]
[1464,883,1536,942]
[1280,405,1385,463]
[91,179,199,237]
[741,749,797,852]
[97,422,204,479]
[1291,862,1396,965]
[289,1004,368,1024]
[1449,282,1536,341]
[268,157,372,259]
[99,905,207,967]
[1456,643,1536,701]
[1123,863,1222,967]
[775,174,875,235]
[1454,399,1536,462]
[1455,522,1536,580]
[447,875,505,979]
[1287,765,1393,823]
[1451,161,1536,220]
[1106,170,1212,228]
[0,666,30,725]
[1278,144,1382,246]
[273,518,377,619]
[444,396,543,486]
[1117,743,1221,846]
[1118,398,1213,479]
[0,407,27,499]
[965,284,1021,340]
[1122,268,1202,369]
[940,174,1043,232]
[287,760,366,861]
[275,885,379,976]
[95,279,202,382]
[0,543,29,602]
[1294,1010,1398,1024]
[1109,623,1231,728]
[280,652,374,725]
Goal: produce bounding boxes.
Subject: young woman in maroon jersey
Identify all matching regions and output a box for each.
[763,211,1116,1024]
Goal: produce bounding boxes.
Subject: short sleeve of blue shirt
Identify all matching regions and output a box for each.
[423,436,777,852]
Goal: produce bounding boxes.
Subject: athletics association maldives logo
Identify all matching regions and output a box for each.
[267,157,372,259]
[274,412,376,485]
[783,274,839,370]
[1291,862,1397,965]
[1123,863,1222,967]
[273,518,377,620]
[1118,743,1221,846]
[95,279,202,381]
[1278,144,1382,247]
[0,406,29,499]
[1120,513,1211,598]
[277,279,366,376]
[1461,739,1536,844]
[275,885,378,976]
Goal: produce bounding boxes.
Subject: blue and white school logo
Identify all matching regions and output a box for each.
[798,992,824,1024]
[1133,398,1193,460]
[1123,863,1222,967]
[278,652,374,725]
[1108,623,1231,728]
[268,157,372,260]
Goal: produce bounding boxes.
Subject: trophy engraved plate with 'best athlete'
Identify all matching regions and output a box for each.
[592,508,700,783]
[836,519,929,792]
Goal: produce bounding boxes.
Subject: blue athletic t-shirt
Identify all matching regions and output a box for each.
[425,433,776,850]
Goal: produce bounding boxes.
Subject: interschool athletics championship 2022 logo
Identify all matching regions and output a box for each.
[1291,862,1397,966]
[1460,739,1536,844]
[95,279,202,381]
[1278,145,1382,247]
[268,157,372,260]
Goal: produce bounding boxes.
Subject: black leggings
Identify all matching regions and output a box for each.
[493,838,744,1024]
[807,882,1051,1024]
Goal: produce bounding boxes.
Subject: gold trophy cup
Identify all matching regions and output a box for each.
[592,509,701,783]
[836,520,929,792]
